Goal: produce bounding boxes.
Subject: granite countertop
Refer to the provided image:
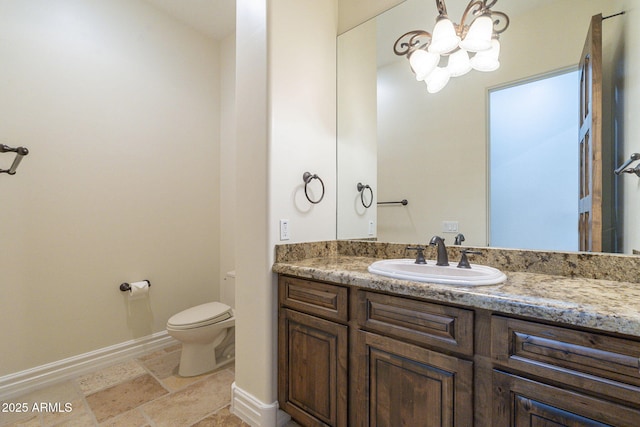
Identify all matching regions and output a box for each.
[273,255,640,339]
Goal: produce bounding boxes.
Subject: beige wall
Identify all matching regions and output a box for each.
[219,32,237,307]
[234,0,338,408]
[234,0,271,404]
[338,0,404,34]
[337,19,378,240]
[0,0,223,376]
[269,1,338,246]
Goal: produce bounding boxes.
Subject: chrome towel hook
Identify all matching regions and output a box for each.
[357,182,374,208]
[621,165,640,177]
[0,144,29,175]
[614,153,640,177]
[303,172,325,204]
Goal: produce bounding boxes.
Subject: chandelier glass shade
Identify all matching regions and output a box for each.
[409,49,440,80]
[428,17,460,54]
[394,0,509,93]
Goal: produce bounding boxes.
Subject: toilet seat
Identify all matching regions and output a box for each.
[167,302,233,330]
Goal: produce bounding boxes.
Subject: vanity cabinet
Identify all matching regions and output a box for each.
[491,316,640,426]
[278,274,640,426]
[278,276,349,427]
[278,276,474,426]
[353,291,474,426]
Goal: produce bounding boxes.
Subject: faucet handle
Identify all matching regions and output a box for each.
[406,246,427,264]
[457,250,482,269]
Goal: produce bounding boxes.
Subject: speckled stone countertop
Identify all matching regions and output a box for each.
[273,241,640,338]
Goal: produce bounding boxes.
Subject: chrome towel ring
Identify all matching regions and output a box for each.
[357,182,373,208]
[303,172,325,204]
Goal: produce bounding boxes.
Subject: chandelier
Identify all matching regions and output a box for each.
[393,0,509,93]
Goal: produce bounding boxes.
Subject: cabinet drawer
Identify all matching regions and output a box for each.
[279,276,348,323]
[492,316,640,405]
[357,291,474,356]
[493,370,640,427]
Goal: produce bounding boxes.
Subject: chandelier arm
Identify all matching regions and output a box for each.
[392,0,508,93]
[490,11,510,34]
[459,0,486,30]
[435,0,448,17]
[393,30,432,56]
[484,0,499,9]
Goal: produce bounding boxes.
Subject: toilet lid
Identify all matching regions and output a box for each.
[167,302,233,329]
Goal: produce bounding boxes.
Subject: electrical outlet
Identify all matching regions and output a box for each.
[442,221,459,233]
[368,220,375,236]
[280,219,290,240]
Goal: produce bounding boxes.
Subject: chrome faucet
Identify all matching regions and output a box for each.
[429,235,449,266]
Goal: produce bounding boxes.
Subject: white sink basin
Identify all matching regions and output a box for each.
[368,259,507,286]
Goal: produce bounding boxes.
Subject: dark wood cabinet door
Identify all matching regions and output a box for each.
[355,330,473,427]
[493,371,640,427]
[278,308,348,427]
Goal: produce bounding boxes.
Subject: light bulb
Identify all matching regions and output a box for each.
[460,14,493,52]
[428,18,460,54]
[409,49,439,81]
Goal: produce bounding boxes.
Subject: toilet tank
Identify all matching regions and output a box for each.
[221,270,235,309]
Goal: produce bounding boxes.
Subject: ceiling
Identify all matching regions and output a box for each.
[141,0,557,43]
[144,0,235,40]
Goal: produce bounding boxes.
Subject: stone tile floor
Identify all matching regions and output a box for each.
[0,345,266,426]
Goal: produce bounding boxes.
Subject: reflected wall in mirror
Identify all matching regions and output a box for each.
[337,0,640,254]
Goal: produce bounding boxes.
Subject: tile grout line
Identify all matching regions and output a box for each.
[71,350,169,425]
[137,366,237,426]
[70,377,100,426]
[2,348,244,427]
[91,366,169,424]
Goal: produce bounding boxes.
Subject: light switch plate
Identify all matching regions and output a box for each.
[280,219,290,240]
[442,221,459,233]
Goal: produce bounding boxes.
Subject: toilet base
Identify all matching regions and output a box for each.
[177,329,235,377]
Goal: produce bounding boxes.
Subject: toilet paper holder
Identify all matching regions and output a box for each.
[119,280,151,292]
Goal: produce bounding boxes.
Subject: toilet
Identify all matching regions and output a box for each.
[166,272,236,377]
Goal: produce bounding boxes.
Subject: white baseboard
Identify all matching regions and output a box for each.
[231,382,291,427]
[0,331,178,401]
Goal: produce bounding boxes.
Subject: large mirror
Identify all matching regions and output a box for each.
[337,0,640,254]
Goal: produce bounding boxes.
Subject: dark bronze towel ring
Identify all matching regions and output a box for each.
[303,172,325,204]
[357,182,373,208]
